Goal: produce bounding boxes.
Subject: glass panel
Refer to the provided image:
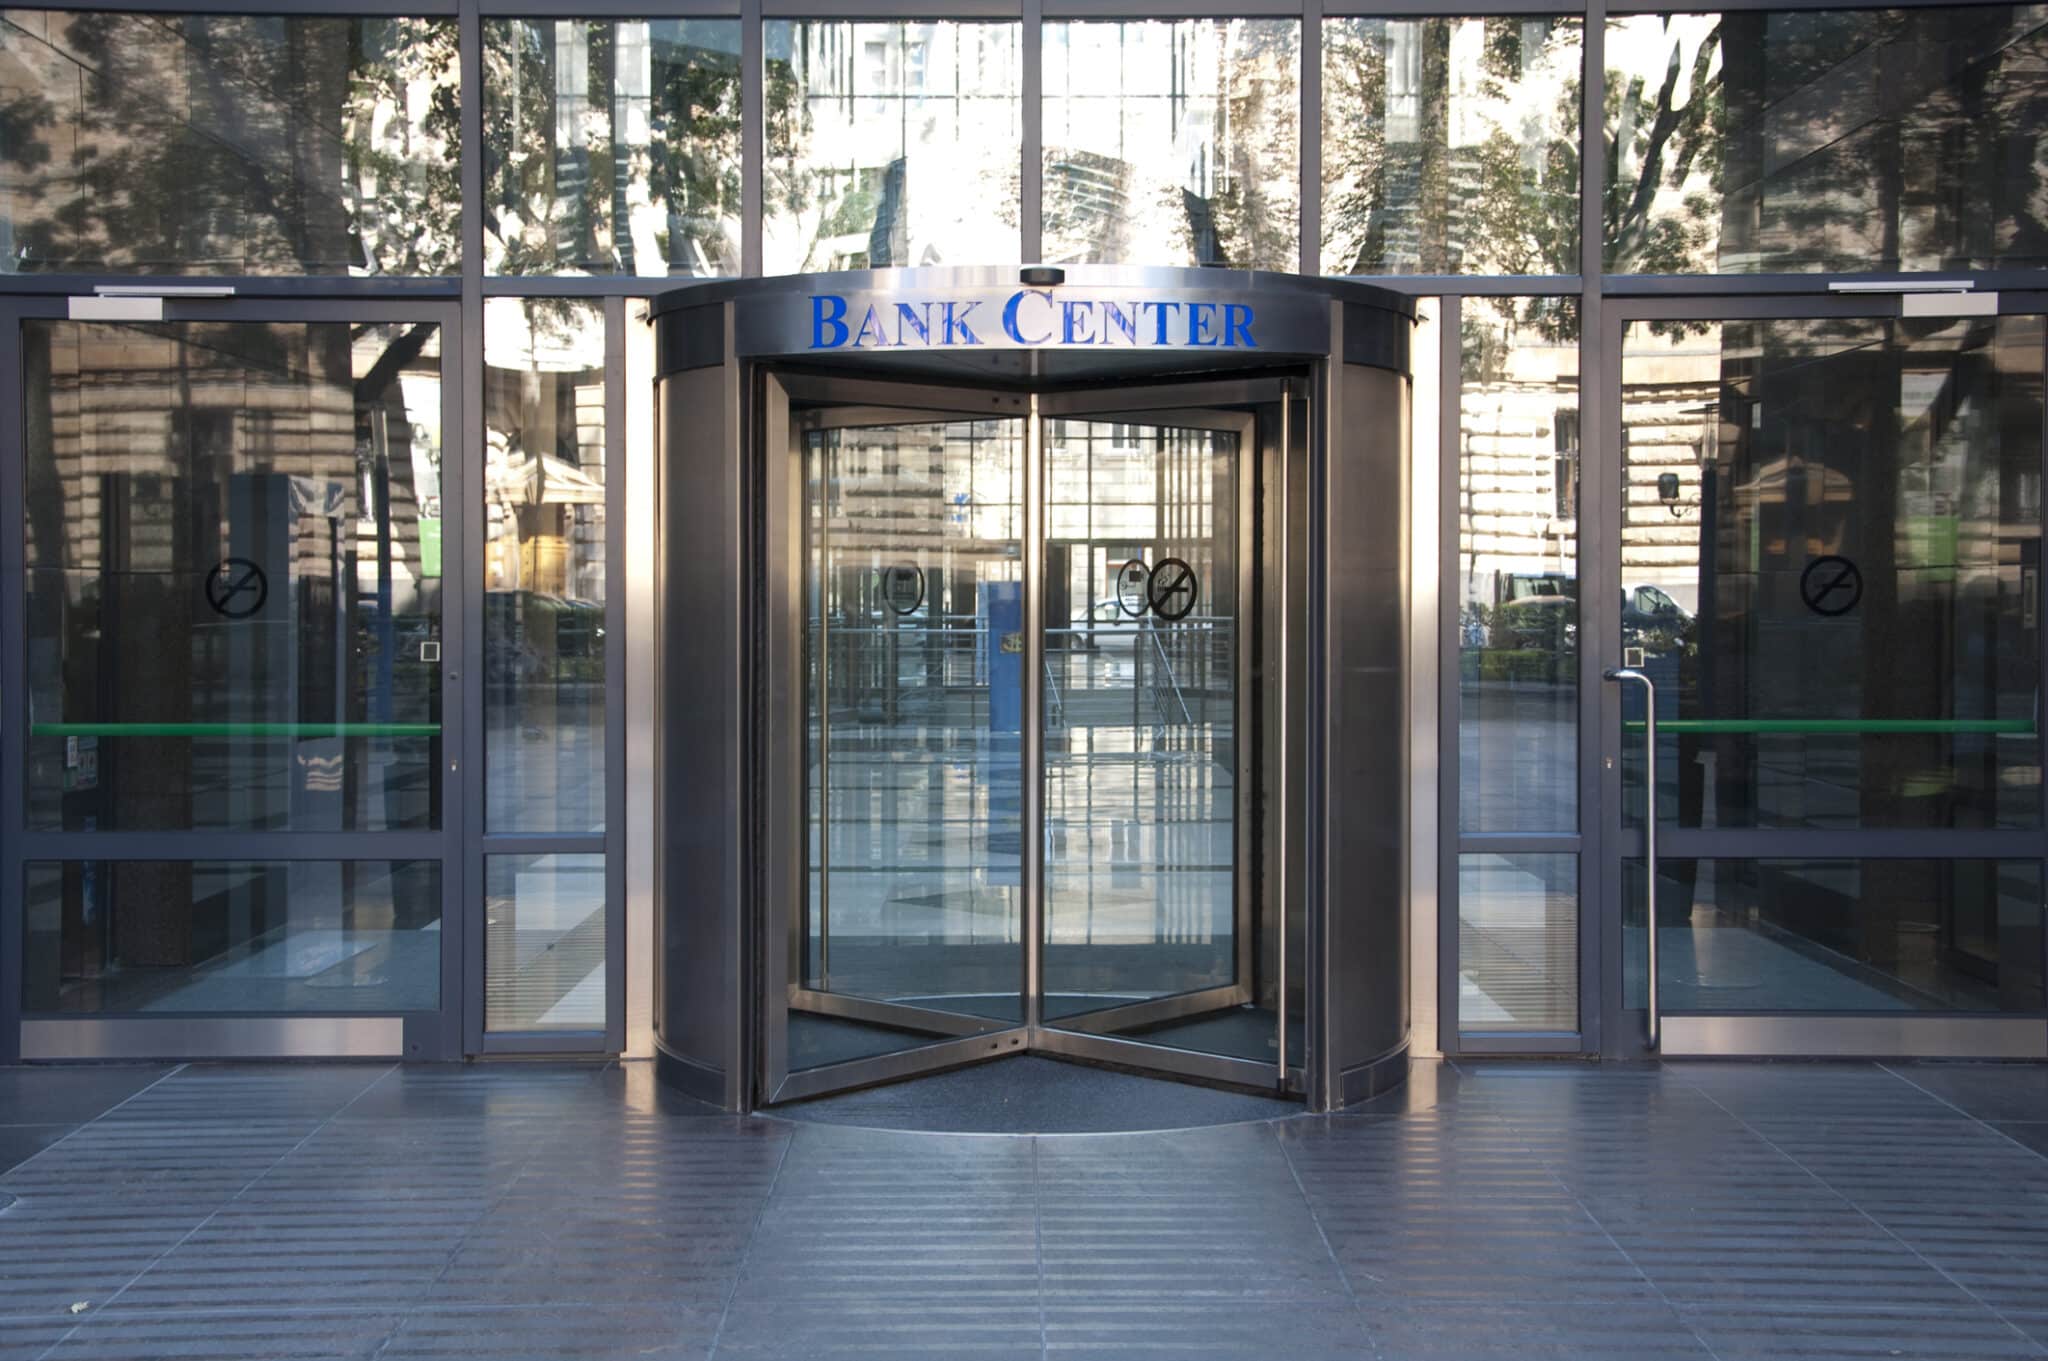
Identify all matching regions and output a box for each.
[1460,298,1580,832]
[1460,853,1577,1031]
[484,299,606,834]
[1322,17,1582,276]
[22,860,441,1014]
[483,19,742,277]
[1604,7,2048,274]
[794,417,1024,1073]
[1624,859,2044,1012]
[1041,419,1271,1064]
[25,320,447,832]
[764,21,1021,273]
[485,853,605,1032]
[0,12,459,276]
[1043,19,1300,270]
[1619,314,2043,830]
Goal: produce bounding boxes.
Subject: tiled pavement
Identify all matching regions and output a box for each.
[0,1058,2046,1359]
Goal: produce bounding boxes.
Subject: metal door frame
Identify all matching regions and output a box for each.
[756,369,1304,1104]
[1,296,468,1062]
[1593,290,2048,1061]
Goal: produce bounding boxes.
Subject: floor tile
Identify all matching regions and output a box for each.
[0,1068,172,1128]
[1888,1064,2048,1124]
[0,1128,72,1177]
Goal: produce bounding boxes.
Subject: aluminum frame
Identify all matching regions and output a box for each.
[1586,291,2048,1061]
[1,295,469,1062]
[463,295,628,1058]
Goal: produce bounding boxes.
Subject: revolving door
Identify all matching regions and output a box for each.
[652,267,1414,1112]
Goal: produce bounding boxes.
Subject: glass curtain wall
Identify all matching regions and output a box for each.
[764,20,1022,272]
[481,298,611,1035]
[5,1,2048,1059]
[1043,18,1300,269]
[1454,298,1582,1034]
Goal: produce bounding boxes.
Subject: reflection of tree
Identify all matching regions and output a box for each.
[765,23,1020,272]
[1209,21,1299,270]
[0,14,458,275]
[1604,9,2048,274]
[483,20,742,276]
[1322,18,1580,279]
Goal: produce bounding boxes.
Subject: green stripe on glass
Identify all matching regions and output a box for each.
[31,722,442,738]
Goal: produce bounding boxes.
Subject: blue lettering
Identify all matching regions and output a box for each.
[1222,303,1255,349]
[944,300,984,346]
[1148,300,1182,345]
[1101,301,1140,345]
[852,306,890,348]
[1188,302,1220,347]
[1060,300,1096,345]
[811,295,849,349]
[1002,289,1052,345]
[895,302,932,346]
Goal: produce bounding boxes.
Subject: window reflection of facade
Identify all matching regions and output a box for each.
[765,21,1020,272]
[1605,6,2048,273]
[1323,17,1582,275]
[1043,19,1299,269]
[484,20,742,276]
[0,12,459,275]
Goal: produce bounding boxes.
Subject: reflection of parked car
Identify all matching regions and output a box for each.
[1622,584,1690,635]
[1496,575,1576,651]
[1079,598,1144,650]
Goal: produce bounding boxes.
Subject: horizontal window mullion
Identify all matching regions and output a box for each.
[1456,833,1583,854]
[15,832,451,862]
[1619,828,2047,861]
[479,835,606,856]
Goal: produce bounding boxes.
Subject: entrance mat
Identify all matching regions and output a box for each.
[768,1054,1298,1133]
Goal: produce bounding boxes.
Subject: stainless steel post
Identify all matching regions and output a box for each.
[1603,667,1658,1050]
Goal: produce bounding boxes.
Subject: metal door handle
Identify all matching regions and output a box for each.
[1604,667,1659,1050]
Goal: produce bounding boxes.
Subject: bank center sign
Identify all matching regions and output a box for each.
[809,287,1265,353]
[728,281,1334,359]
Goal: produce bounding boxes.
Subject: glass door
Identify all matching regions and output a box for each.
[1,299,466,1062]
[760,376,1297,1103]
[765,396,1033,1099]
[1601,299,2048,1056]
[1034,404,1297,1089]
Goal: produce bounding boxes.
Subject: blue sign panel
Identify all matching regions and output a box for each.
[985,581,1023,734]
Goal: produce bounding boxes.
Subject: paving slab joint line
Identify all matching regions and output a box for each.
[1878,1061,2048,1168]
[702,1119,798,1360]
[0,1062,187,1184]
[31,1061,395,1361]
[363,1069,614,1361]
[1269,1121,1385,1360]
[1683,1075,2048,1359]
[1031,1136,1049,1360]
